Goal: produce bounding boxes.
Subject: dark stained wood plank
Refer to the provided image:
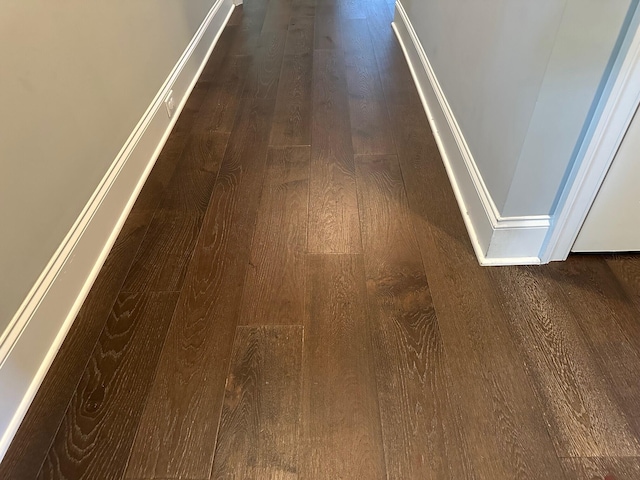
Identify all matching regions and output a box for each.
[489,264,640,457]
[242,31,288,100]
[198,25,241,83]
[38,292,179,480]
[226,6,243,26]
[545,256,640,437]
[366,3,417,107]
[300,254,386,479]
[307,49,361,253]
[191,55,251,135]
[385,86,565,477]
[313,9,342,50]
[211,326,303,479]
[0,212,152,480]
[284,16,314,56]
[561,457,640,480]
[269,15,314,146]
[158,132,229,214]
[343,19,395,155]
[132,133,191,212]
[240,147,309,326]
[171,81,211,136]
[124,95,276,480]
[355,154,471,479]
[260,0,295,34]
[269,54,313,146]
[120,211,205,293]
[606,254,640,314]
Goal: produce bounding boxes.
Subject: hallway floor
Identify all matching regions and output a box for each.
[3,0,640,478]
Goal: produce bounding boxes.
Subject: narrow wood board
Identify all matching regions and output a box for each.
[211,326,303,479]
[307,49,361,253]
[124,95,276,480]
[356,154,471,479]
[38,292,179,480]
[300,254,386,478]
[239,147,309,326]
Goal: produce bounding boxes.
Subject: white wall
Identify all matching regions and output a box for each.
[0,0,216,332]
[398,0,632,217]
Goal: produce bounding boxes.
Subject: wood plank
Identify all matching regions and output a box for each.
[0,212,152,480]
[124,94,276,480]
[307,49,361,253]
[343,19,395,155]
[38,292,179,480]
[606,254,640,315]
[561,457,640,480]
[269,15,314,146]
[488,264,640,457]
[198,25,240,83]
[284,16,314,56]
[239,147,309,326]
[260,0,295,34]
[158,132,229,214]
[119,211,205,293]
[131,132,191,211]
[313,9,342,50]
[269,54,313,146]
[300,254,386,478]
[191,55,251,135]
[546,256,640,437]
[242,31,288,100]
[385,87,565,477]
[355,154,471,479]
[211,326,303,479]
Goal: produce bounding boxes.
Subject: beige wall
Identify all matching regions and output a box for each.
[0,1,216,331]
[399,0,633,216]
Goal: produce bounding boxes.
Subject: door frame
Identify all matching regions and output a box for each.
[541,7,640,262]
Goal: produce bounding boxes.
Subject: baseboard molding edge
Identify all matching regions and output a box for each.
[392,1,550,266]
[0,0,235,461]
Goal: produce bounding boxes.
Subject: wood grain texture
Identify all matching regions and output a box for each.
[307,49,361,253]
[343,19,395,155]
[561,457,640,480]
[0,211,152,480]
[211,326,303,479]
[313,8,343,49]
[240,147,309,326]
[606,254,640,315]
[284,16,314,56]
[384,75,565,477]
[38,292,179,480]
[192,54,251,135]
[242,31,287,100]
[270,15,314,146]
[158,132,229,214]
[198,25,240,83]
[124,95,276,480]
[120,211,205,293]
[356,155,471,479]
[270,54,313,146]
[546,256,640,438]
[489,264,640,458]
[301,254,386,479]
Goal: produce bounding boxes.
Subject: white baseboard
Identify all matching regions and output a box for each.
[392,1,551,266]
[0,0,235,461]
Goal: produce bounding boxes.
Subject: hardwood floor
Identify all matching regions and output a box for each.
[2,1,640,479]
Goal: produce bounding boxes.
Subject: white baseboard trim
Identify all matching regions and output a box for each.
[392,1,551,266]
[0,0,235,461]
